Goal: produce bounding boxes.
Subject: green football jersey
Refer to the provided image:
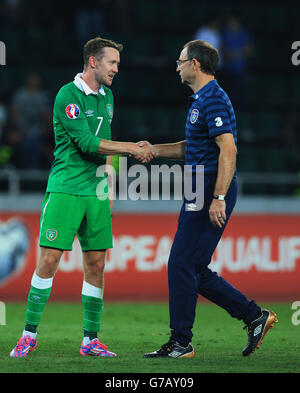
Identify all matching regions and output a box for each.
[46,74,114,196]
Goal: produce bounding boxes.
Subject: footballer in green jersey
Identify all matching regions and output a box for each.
[47,73,114,196]
[10,37,155,359]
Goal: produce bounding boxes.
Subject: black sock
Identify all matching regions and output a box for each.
[84,330,97,340]
[250,310,263,324]
[25,324,37,333]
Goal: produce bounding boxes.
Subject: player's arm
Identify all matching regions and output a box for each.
[137,140,186,160]
[214,133,237,196]
[153,140,186,160]
[98,139,154,162]
[55,94,153,162]
[204,97,237,228]
[209,133,237,228]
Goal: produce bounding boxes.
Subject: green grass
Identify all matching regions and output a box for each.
[0,302,299,373]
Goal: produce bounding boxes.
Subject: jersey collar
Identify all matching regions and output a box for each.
[191,79,217,101]
[73,73,106,96]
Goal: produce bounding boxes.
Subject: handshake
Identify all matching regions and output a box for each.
[130,140,157,163]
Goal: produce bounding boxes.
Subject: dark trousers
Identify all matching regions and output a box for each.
[168,175,261,346]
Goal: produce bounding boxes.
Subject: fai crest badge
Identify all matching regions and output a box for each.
[106,104,113,118]
[66,103,80,119]
[190,108,199,124]
[46,229,57,241]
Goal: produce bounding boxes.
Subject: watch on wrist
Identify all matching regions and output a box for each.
[213,194,225,201]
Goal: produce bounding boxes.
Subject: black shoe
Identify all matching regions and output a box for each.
[242,309,278,356]
[143,338,195,359]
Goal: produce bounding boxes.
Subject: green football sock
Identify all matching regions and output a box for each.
[24,272,53,332]
[82,281,104,334]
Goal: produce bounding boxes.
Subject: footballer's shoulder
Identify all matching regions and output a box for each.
[54,82,81,103]
[202,87,227,106]
[57,81,77,95]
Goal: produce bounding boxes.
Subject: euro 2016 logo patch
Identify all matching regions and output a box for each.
[46,229,57,242]
[66,103,80,119]
[190,109,199,124]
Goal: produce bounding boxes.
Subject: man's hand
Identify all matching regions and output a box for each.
[209,199,226,228]
[132,140,156,163]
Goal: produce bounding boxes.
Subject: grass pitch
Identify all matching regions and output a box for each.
[0,302,299,373]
